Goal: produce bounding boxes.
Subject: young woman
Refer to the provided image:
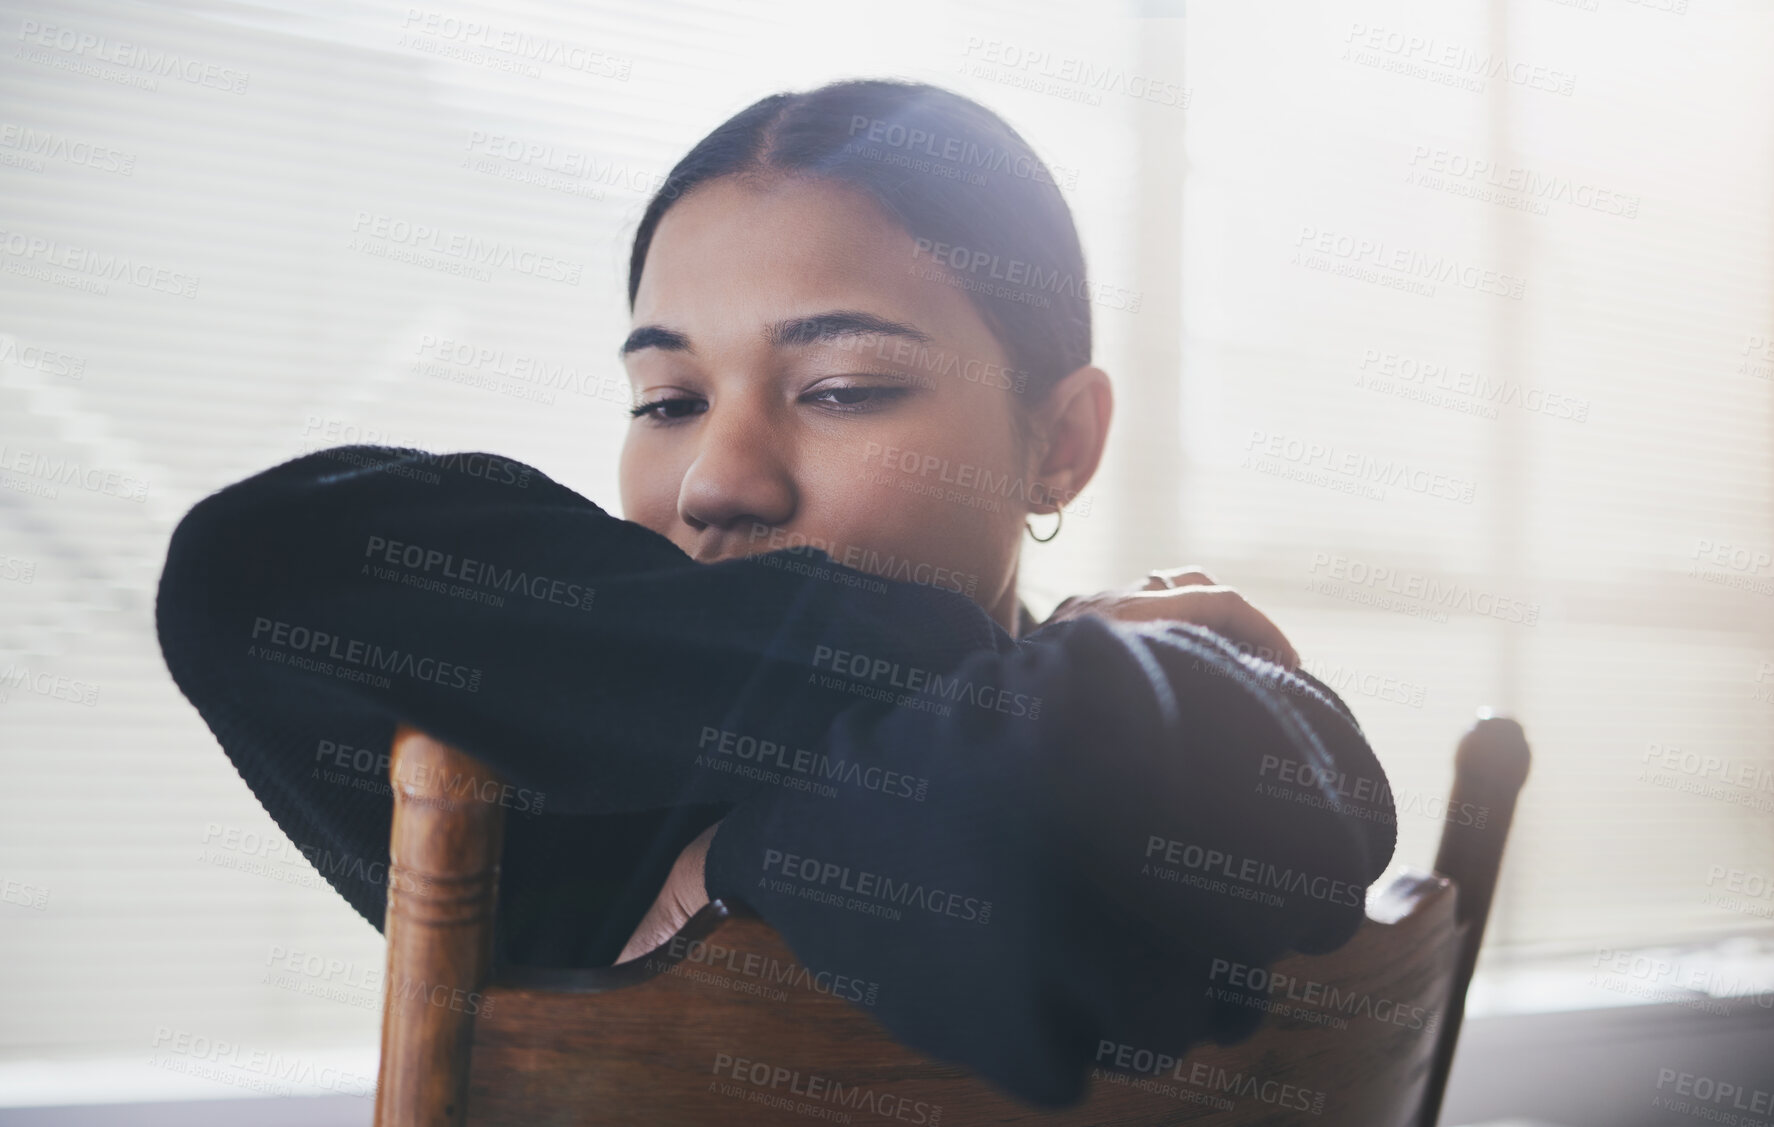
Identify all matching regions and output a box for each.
[156,79,1394,1109]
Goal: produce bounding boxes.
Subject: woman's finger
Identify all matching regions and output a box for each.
[1143,565,1216,591]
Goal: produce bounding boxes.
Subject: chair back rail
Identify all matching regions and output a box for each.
[468,872,1454,1126]
[1417,715,1533,1127]
[372,713,1532,1127]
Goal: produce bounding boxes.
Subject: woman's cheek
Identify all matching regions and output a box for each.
[617,445,694,542]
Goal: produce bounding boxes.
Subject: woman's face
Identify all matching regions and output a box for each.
[618,175,1045,632]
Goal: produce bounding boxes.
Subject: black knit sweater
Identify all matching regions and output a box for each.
[154,443,1396,1109]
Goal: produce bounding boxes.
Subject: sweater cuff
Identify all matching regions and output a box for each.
[701,796,767,908]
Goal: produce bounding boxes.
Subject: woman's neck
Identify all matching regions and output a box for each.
[988,581,1031,640]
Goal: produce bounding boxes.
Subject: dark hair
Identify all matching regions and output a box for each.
[626,79,1092,408]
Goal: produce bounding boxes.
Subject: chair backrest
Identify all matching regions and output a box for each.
[371,714,1531,1127]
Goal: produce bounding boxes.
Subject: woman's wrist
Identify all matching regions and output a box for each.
[615,820,719,964]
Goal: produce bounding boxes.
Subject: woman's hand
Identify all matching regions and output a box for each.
[615,820,719,964]
[1040,565,1300,670]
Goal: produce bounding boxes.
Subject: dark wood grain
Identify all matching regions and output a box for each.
[462,871,1455,1126]
[373,724,507,1127]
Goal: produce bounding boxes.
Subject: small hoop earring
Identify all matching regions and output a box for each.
[1026,507,1062,543]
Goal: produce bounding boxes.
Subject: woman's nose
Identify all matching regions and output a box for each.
[676,402,797,534]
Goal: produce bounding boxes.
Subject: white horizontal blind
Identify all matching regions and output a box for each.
[1167,0,1774,963]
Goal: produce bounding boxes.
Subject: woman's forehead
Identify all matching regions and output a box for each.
[632,177,996,357]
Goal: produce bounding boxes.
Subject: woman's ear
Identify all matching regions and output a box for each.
[1025,365,1113,513]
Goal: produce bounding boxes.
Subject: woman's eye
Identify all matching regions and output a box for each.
[629,395,706,422]
[805,383,912,412]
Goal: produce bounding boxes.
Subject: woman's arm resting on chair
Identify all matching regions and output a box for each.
[618,569,1313,963]
[156,443,1395,1110]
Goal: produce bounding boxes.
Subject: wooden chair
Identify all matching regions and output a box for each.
[371,711,1530,1127]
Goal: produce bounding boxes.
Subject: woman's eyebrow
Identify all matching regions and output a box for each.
[619,310,933,359]
[767,310,934,349]
[619,325,691,358]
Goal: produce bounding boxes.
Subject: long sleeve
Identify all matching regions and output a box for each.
[702,602,1395,1106]
[155,443,1395,1109]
